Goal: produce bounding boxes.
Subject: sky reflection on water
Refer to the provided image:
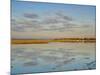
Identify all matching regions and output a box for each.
[11,43,96,74]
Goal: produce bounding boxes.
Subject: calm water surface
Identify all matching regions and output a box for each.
[11,43,96,74]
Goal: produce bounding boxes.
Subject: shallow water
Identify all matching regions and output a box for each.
[11,43,96,74]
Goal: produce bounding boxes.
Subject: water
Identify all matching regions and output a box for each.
[11,43,96,74]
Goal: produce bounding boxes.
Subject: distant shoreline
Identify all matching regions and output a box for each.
[11,38,96,44]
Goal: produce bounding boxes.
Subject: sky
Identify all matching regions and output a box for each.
[11,0,96,39]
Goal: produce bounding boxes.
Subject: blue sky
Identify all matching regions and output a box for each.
[11,0,96,39]
[12,0,95,23]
